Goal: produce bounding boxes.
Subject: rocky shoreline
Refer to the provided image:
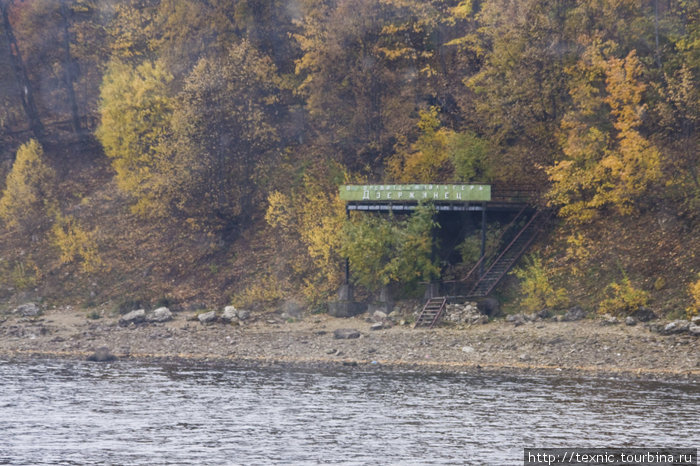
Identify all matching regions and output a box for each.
[0,302,698,383]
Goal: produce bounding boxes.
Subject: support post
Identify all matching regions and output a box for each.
[480,204,486,276]
[344,206,350,284]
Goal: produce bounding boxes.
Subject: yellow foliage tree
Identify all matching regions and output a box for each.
[547,47,662,223]
[266,167,347,303]
[96,59,173,216]
[513,254,569,312]
[0,139,56,233]
[387,107,452,183]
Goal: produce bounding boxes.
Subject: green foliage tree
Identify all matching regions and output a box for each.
[162,40,282,230]
[387,106,492,183]
[95,58,173,216]
[341,204,440,292]
[0,139,56,232]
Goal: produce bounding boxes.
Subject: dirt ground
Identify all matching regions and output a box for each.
[0,307,698,382]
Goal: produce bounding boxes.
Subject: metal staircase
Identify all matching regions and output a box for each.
[464,209,550,299]
[415,208,551,329]
[414,297,447,328]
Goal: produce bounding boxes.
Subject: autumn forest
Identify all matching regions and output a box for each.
[0,0,698,317]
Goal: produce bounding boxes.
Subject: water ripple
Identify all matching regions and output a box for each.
[0,359,697,465]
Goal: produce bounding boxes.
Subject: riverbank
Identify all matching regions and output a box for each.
[1,306,698,382]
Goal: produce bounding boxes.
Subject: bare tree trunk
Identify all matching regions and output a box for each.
[60,0,80,134]
[1,0,44,140]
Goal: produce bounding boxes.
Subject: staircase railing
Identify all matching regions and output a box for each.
[414,297,447,329]
[466,209,552,298]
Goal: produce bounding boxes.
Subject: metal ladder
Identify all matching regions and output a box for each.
[414,297,447,328]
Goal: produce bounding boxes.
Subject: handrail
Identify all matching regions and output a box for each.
[429,297,447,329]
[454,204,530,285]
[467,209,546,297]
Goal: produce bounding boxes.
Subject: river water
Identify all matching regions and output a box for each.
[0,358,697,465]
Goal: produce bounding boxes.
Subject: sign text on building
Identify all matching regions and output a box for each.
[339,184,491,202]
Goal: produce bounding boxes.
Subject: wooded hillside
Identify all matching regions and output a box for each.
[0,0,697,317]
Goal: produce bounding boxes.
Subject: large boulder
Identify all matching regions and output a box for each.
[198,311,218,324]
[147,307,173,323]
[119,309,146,326]
[13,303,41,317]
[662,320,691,335]
[220,306,238,323]
[477,298,500,317]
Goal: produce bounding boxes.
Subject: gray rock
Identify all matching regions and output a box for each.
[625,316,637,326]
[333,328,361,339]
[691,316,700,325]
[221,306,238,322]
[147,307,173,322]
[563,306,586,321]
[236,309,251,321]
[631,306,657,322]
[444,302,484,325]
[477,298,500,317]
[600,314,619,326]
[14,303,41,317]
[119,309,146,326]
[688,323,700,336]
[370,322,384,331]
[372,310,388,322]
[198,311,218,324]
[86,346,117,362]
[461,345,475,353]
[662,320,691,335]
[506,314,526,326]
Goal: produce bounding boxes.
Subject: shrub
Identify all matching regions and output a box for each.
[513,254,569,312]
[232,270,284,308]
[0,258,40,290]
[687,275,700,319]
[598,277,650,316]
[51,213,103,273]
[0,139,56,232]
